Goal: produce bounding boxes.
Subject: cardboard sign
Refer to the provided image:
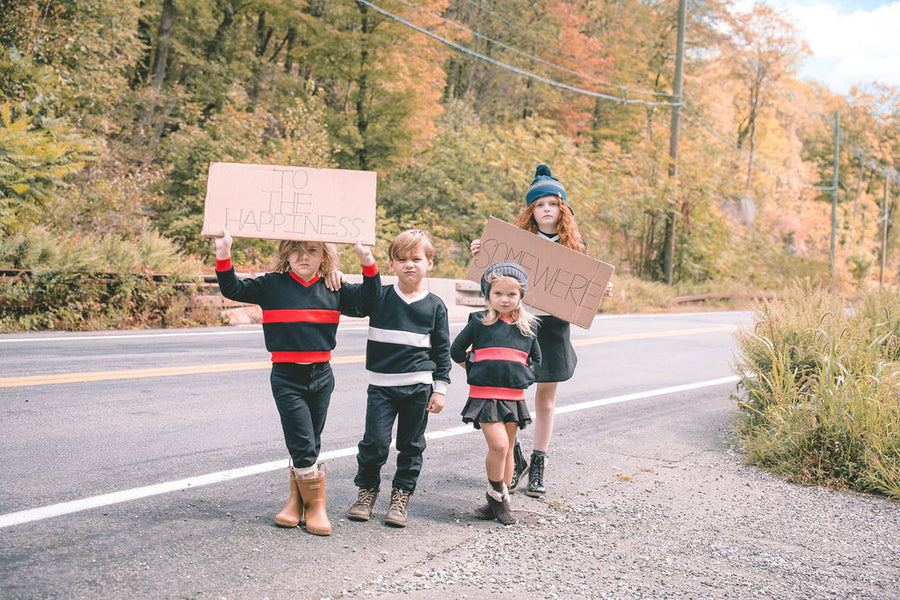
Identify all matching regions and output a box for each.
[201,162,377,245]
[466,217,615,329]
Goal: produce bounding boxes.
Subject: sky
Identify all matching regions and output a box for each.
[772,0,900,94]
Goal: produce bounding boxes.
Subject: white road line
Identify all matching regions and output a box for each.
[0,327,373,344]
[0,376,739,529]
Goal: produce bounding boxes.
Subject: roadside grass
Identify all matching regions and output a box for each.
[733,282,900,500]
[0,227,223,331]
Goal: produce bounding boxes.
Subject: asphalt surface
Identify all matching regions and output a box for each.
[2,311,897,599]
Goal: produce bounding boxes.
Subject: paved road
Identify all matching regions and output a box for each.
[2,311,896,599]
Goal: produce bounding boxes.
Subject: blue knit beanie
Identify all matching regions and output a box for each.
[525,164,567,206]
[481,261,528,298]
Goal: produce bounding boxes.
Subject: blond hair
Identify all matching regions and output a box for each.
[388,228,435,261]
[512,198,586,254]
[272,240,340,276]
[479,275,538,337]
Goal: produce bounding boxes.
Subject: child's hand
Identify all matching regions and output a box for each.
[426,392,445,414]
[214,229,233,259]
[325,270,345,291]
[352,239,376,266]
[604,281,613,298]
[469,239,481,255]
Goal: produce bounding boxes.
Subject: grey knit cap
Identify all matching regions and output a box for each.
[480,261,528,298]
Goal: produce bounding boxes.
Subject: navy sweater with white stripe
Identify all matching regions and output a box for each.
[365,284,451,394]
[216,258,380,363]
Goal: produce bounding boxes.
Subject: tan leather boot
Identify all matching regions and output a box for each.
[295,462,332,536]
[273,466,303,528]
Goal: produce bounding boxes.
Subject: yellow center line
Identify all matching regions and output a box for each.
[0,355,365,389]
[1,325,738,389]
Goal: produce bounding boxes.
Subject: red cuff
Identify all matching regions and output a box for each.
[362,263,378,277]
[215,258,233,271]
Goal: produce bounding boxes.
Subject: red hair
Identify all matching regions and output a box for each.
[512,199,586,254]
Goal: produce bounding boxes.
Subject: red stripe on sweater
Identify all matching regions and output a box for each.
[472,347,528,364]
[262,309,340,324]
[468,385,525,401]
[271,351,332,363]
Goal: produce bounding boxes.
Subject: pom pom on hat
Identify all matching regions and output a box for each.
[481,261,528,298]
[525,164,567,207]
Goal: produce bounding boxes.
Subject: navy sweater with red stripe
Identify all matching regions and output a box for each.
[216,258,380,363]
[450,310,541,400]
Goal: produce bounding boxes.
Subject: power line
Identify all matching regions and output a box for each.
[403,0,675,100]
[356,0,681,108]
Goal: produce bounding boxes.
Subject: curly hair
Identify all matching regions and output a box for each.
[272,240,340,276]
[512,199,586,254]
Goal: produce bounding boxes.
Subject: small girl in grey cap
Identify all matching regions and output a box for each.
[450,261,542,525]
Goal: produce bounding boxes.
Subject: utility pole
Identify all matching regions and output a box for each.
[663,0,686,285]
[880,168,890,287]
[830,112,839,283]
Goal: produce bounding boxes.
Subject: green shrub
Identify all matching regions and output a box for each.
[0,227,222,331]
[733,282,900,499]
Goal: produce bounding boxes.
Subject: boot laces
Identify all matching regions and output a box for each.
[352,487,378,509]
[388,489,410,514]
[530,455,545,483]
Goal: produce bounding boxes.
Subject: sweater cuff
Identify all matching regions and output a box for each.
[362,263,378,277]
[215,258,233,271]
[432,380,449,395]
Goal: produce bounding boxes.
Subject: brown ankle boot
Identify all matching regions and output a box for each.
[486,486,516,525]
[273,466,303,528]
[295,463,332,536]
[473,502,493,520]
[384,488,410,528]
[347,487,379,522]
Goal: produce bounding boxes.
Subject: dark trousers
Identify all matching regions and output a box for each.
[270,362,334,469]
[354,383,431,494]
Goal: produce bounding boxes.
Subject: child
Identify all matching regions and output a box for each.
[450,261,541,525]
[213,229,381,536]
[471,164,610,497]
[347,229,451,528]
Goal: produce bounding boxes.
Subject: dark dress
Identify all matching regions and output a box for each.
[533,315,577,382]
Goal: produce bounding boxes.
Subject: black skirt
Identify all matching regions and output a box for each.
[534,315,577,382]
[461,398,532,430]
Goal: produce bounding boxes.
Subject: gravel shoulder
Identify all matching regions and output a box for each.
[325,386,900,600]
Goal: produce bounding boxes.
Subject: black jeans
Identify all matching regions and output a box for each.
[354,383,431,493]
[270,362,335,469]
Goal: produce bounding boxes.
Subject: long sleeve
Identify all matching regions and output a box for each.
[339,263,382,317]
[215,258,267,305]
[430,301,452,393]
[450,314,478,364]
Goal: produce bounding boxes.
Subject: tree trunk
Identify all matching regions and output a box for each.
[150,0,175,91]
[355,2,373,171]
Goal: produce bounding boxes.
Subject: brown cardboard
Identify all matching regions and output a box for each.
[466,217,615,329]
[201,162,377,244]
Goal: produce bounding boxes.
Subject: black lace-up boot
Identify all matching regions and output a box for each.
[525,451,546,497]
[509,440,529,490]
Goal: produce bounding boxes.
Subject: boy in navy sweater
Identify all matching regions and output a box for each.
[346,229,451,527]
[214,230,380,536]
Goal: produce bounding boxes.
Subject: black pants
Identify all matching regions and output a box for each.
[270,362,334,469]
[354,383,431,494]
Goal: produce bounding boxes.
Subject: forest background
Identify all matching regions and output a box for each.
[2,0,900,330]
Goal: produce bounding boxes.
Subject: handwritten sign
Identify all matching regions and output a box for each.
[466,217,614,329]
[201,162,377,244]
